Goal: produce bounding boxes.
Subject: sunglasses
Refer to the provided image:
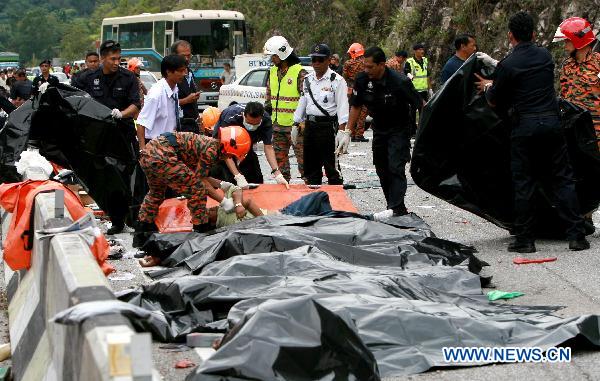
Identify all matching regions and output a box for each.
[311,56,326,63]
[104,41,121,49]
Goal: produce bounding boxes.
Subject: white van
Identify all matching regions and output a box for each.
[218,65,313,110]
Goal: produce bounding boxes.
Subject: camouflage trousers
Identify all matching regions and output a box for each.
[138,145,208,225]
[273,123,304,182]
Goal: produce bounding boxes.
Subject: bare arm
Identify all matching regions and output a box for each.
[263,144,280,175]
[120,104,139,119]
[136,123,146,150]
[346,105,361,135]
[224,157,240,177]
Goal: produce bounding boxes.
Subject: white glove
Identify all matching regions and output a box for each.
[219,181,234,191]
[234,173,249,188]
[428,88,434,99]
[335,130,351,155]
[291,124,299,146]
[111,108,123,119]
[38,82,50,94]
[219,197,235,213]
[274,172,290,189]
[407,73,414,80]
[476,52,498,68]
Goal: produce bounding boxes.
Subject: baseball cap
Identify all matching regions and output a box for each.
[413,43,426,50]
[309,43,332,57]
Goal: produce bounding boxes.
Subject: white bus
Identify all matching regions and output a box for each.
[101,9,247,108]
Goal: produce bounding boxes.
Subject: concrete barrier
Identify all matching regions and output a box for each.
[1,167,157,380]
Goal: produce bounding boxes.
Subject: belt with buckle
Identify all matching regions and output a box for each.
[306,115,336,123]
[180,117,198,124]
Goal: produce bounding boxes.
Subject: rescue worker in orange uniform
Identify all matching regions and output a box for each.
[554,17,600,148]
[343,43,369,142]
[136,126,251,235]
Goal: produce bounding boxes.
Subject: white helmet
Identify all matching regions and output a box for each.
[552,26,567,43]
[263,36,293,60]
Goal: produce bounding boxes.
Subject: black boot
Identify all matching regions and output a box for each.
[392,205,409,216]
[132,221,158,248]
[569,238,590,251]
[508,239,536,253]
[107,220,125,235]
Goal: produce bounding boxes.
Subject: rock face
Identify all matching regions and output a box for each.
[379,0,600,86]
[235,0,596,85]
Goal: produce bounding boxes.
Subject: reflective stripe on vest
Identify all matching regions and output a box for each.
[407,57,428,91]
[270,63,302,126]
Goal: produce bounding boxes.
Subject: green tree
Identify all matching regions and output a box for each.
[12,9,65,64]
[60,21,95,61]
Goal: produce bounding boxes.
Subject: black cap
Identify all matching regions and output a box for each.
[309,43,331,57]
[413,43,426,50]
[39,59,51,66]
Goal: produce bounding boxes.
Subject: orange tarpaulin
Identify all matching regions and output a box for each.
[0,180,114,275]
[155,185,357,233]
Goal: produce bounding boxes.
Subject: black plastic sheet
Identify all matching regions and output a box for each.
[0,85,138,219]
[411,55,600,237]
[146,213,483,279]
[118,214,600,378]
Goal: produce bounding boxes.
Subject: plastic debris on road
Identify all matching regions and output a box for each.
[487,290,525,301]
[513,257,558,265]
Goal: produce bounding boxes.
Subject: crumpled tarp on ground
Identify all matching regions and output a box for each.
[411,55,600,237]
[116,213,599,377]
[0,84,138,220]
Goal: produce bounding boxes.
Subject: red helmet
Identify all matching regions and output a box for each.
[347,43,365,59]
[557,17,596,49]
[127,58,143,72]
[219,126,251,162]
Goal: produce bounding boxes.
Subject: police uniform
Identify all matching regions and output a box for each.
[294,45,348,185]
[32,74,59,92]
[78,66,142,229]
[351,67,422,214]
[212,103,273,183]
[486,41,585,244]
[177,70,200,133]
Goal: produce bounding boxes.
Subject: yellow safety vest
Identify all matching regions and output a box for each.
[269,63,302,126]
[407,57,429,91]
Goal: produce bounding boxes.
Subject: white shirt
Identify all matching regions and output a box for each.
[293,68,349,125]
[221,69,234,85]
[137,78,181,139]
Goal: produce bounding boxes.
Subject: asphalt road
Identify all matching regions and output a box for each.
[102,128,600,380]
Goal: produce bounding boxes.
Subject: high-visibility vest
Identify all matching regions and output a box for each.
[269,63,302,126]
[407,57,429,91]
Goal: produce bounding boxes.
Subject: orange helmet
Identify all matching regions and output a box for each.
[202,107,221,131]
[219,126,251,162]
[557,17,596,49]
[347,43,365,59]
[127,58,143,72]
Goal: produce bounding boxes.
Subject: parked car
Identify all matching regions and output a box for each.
[53,72,70,85]
[139,70,158,92]
[218,66,313,110]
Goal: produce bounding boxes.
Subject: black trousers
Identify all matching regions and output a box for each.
[178,120,199,133]
[211,148,264,184]
[511,116,585,241]
[303,120,343,185]
[110,119,140,227]
[372,128,411,211]
[410,91,429,136]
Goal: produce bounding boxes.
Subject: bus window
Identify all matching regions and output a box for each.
[176,19,243,60]
[154,21,165,54]
[103,25,112,41]
[118,22,152,49]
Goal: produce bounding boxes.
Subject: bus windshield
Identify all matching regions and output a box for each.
[175,19,245,67]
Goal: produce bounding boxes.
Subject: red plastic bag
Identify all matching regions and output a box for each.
[155,198,193,233]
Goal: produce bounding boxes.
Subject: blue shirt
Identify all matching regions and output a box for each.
[440,55,465,83]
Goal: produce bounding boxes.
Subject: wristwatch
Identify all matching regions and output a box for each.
[271,167,279,174]
[235,202,243,208]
